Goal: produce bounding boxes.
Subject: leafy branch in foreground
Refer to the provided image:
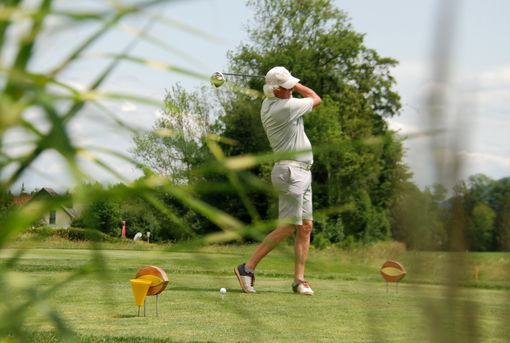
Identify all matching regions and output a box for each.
[0,0,220,341]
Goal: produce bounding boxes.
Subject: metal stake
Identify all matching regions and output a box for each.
[144,299,146,317]
[222,72,264,78]
[137,306,140,317]
[156,294,159,317]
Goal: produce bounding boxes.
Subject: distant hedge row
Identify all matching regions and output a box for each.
[28,227,115,242]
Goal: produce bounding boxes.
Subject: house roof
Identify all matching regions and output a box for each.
[39,188,76,219]
[12,195,33,206]
[12,188,76,219]
[38,187,58,197]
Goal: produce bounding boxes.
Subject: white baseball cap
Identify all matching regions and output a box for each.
[265,66,300,89]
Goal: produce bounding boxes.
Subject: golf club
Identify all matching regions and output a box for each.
[210,71,265,87]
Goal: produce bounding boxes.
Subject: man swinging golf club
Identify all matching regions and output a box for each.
[235,66,322,295]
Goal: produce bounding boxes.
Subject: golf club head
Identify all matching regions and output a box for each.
[210,72,225,87]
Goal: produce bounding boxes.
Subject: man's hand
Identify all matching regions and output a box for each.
[294,83,322,108]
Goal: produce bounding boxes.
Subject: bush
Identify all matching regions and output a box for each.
[312,232,330,250]
[312,214,345,246]
[340,235,357,249]
[63,228,114,242]
[26,227,114,242]
[29,226,55,239]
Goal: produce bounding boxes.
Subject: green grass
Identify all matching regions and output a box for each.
[1,242,510,342]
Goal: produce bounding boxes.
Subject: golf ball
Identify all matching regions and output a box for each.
[220,288,227,294]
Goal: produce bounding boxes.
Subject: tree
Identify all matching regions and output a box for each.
[109,183,202,242]
[132,85,221,183]
[0,191,14,216]
[496,189,510,251]
[461,174,497,251]
[390,182,446,250]
[468,202,496,251]
[432,175,510,252]
[221,0,409,242]
[468,174,495,206]
[71,183,121,235]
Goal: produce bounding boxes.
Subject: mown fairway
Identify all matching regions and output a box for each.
[1,243,510,342]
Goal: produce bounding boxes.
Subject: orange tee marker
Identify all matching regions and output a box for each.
[380,260,406,293]
[136,266,169,295]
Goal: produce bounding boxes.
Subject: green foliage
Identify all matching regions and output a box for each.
[124,0,412,245]
[468,203,496,251]
[74,187,122,236]
[24,332,178,343]
[340,234,357,249]
[496,190,510,250]
[389,175,509,252]
[118,195,161,238]
[0,1,243,341]
[3,246,510,342]
[391,175,510,252]
[219,0,409,243]
[390,182,447,250]
[363,207,390,242]
[0,191,14,213]
[132,85,221,183]
[311,231,329,250]
[70,182,198,241]
[312,213,345,249]
[0,0,507,341]
[26,227,114,242]
[86,200,121,235]
[443,176,510,251]
[65,228,113,242]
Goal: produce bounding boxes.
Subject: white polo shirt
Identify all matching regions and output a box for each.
[260,97,314,164]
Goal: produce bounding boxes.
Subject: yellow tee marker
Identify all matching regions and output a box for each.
[381,267,406,277]
[131,266,169,317]
[130,278,152,312]
[138,274,164,287]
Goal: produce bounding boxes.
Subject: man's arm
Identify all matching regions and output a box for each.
[294,83,322,108]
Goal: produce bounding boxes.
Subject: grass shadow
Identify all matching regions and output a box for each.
[112,314,138,319]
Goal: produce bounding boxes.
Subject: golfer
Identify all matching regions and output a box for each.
[235,66,322,295]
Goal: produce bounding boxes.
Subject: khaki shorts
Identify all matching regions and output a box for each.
[271,163,313,225]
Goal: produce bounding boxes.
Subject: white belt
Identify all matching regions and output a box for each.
[276,160,312,170]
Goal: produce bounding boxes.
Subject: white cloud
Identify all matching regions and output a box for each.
[57,79,88,93]
[388,60,510,189]
[459,150,510,168]
[386,118,422,136]
[392,60,430,81]
[478,68,510,113]
[76,149,144,185]
[1,127,38,157]
[7,150,75,193]
[479,64,510,86]
[121,102,138,112]
[33,150,70,176]
[459,150,510,182]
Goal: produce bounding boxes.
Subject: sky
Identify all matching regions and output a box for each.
[2,0,509,193]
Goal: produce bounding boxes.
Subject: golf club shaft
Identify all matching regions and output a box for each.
[222,72,265,79]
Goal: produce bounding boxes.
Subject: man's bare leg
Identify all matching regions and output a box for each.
[245,225,295,271]
[294,220,313,282]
